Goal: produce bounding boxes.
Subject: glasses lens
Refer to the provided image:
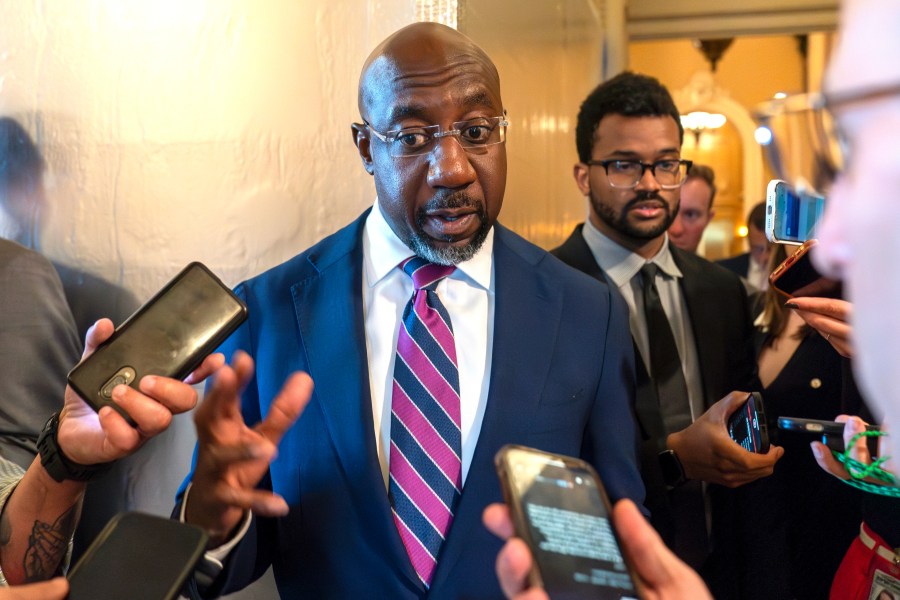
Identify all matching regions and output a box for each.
[655,160,687,188]
[755,96,845,194]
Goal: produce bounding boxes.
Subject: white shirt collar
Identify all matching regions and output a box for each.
[364,197,494,290]
[581,218,682,288]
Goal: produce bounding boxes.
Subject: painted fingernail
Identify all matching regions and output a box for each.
[784,302,799,309]
[811,444,822,459]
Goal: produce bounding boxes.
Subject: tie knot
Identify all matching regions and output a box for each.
[640,263,659,287]
[401,256,456,291]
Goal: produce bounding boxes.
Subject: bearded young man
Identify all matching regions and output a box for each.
[175,23,644,600]
[551,72,782,599]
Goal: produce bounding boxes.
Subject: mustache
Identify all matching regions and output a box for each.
[421,190,482,212]
[624,191,667,209]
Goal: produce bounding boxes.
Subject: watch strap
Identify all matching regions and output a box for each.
[658,449,688,489]
[37,412,114,483]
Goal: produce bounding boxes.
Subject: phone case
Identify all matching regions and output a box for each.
[67,262,247,421]
[67,512,208,600]
[769,240,843,299]
[727,392,770,453]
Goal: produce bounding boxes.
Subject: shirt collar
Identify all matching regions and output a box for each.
[364,197,494,290]
[581,218,682,288]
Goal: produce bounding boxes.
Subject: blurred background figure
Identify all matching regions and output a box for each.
[0,118,44,248]
[718,201,772,291]
[668,163,716,254]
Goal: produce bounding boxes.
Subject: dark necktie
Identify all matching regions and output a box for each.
[388,256,462,588]
[640,263,691,434]
[640,263,708,567]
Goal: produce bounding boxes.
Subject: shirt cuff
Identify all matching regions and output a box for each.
[179,482,253,571]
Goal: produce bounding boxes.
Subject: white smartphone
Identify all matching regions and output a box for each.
[765,179,826,245]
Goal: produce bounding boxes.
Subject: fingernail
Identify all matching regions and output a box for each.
[784,302,799,309]
[111,384,127,400]
[811,444,823,459]
[142,375,157,390]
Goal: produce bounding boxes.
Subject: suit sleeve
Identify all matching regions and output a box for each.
[581,284,648,512]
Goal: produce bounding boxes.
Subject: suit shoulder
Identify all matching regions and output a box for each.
[238,213,366,299]
[495,224,612,296]
[676,247,744,287]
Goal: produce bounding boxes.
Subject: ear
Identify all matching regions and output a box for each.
[708,208,717,221]
[351,123,375,175]
[573,162,591,196]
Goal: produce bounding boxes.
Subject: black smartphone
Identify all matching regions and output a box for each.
[67,262,247,422]
[769,240,843,299]
[765,179,826,245]
[727,392,770,453]
[778,416,880,455]
[494,445,640,600]
[67,512,208,600]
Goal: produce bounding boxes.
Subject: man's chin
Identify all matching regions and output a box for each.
[410,230,488,266]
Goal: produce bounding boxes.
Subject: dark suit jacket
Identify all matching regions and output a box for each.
[552,225,759,598]
[716,252,750,279]
[181,212,645,599]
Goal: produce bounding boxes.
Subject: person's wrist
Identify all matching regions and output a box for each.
[37,412,115,483]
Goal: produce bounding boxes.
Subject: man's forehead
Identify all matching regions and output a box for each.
[358,23,501,121]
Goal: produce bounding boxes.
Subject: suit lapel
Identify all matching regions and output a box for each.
[291,214,421,590]
[671,249,718,406]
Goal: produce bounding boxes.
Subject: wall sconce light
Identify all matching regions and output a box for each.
[680,111,727,143]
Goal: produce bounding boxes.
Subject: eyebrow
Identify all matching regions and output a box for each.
[385,89,500,125]
[604,148,681,158]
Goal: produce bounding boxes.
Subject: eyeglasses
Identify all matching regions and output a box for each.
[363,116,509,157]
[752,82,900,194]
[586,159,692,190]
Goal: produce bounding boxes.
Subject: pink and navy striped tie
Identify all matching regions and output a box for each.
[389,256,462,588]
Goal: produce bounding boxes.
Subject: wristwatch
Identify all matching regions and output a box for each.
[658,449,688,488]
[37,412,114,482]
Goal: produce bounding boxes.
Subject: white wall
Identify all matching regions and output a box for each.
[1,4,417,594]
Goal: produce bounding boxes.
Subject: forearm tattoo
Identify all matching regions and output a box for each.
[22,502,78,582]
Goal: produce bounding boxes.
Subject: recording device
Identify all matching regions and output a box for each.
[769,239,843,299]
[67,512,208,600]
[765,179,826,245]
[495,445,640,600]
[67,262,247,422]
[778,416,881,455]
[727,392,770,453]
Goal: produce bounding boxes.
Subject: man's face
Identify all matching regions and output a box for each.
[574,115,682,254]
[668,177,714,253]
[354,33,506,265]
[747,223,772,270]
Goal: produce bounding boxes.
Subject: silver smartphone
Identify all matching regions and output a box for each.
[765,179,826,245]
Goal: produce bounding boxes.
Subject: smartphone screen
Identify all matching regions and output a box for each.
[68,262,247,419]
[495,445,639,600]
[727,392,770,453]
[766,179,826,244]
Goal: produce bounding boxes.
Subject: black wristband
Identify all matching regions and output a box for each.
[37,412,114,483]
[658,449,688,489]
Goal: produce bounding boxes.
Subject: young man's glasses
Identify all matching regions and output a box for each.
[586,159,693,190]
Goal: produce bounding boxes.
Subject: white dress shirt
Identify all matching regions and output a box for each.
[581,220,704,423]
[362,199,495,487]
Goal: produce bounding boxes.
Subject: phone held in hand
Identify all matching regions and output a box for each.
[778,416,880,455]
[765,179,826,245]
[67,262,247,423]
[769,239,843,299]
[67,512,208,600]
[727,392,770,453]
[495,445,640,600]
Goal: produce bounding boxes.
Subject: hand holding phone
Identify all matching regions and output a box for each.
[727,392,770,454]
[494,445,640,599]
[778,416,880,455]
[67,262,247,423]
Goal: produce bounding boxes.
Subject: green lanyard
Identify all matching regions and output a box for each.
[833,430,900,498]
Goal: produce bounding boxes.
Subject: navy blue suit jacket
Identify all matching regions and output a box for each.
[182,212,645,599]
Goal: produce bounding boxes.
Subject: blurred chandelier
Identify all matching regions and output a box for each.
[680,111,727,142]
